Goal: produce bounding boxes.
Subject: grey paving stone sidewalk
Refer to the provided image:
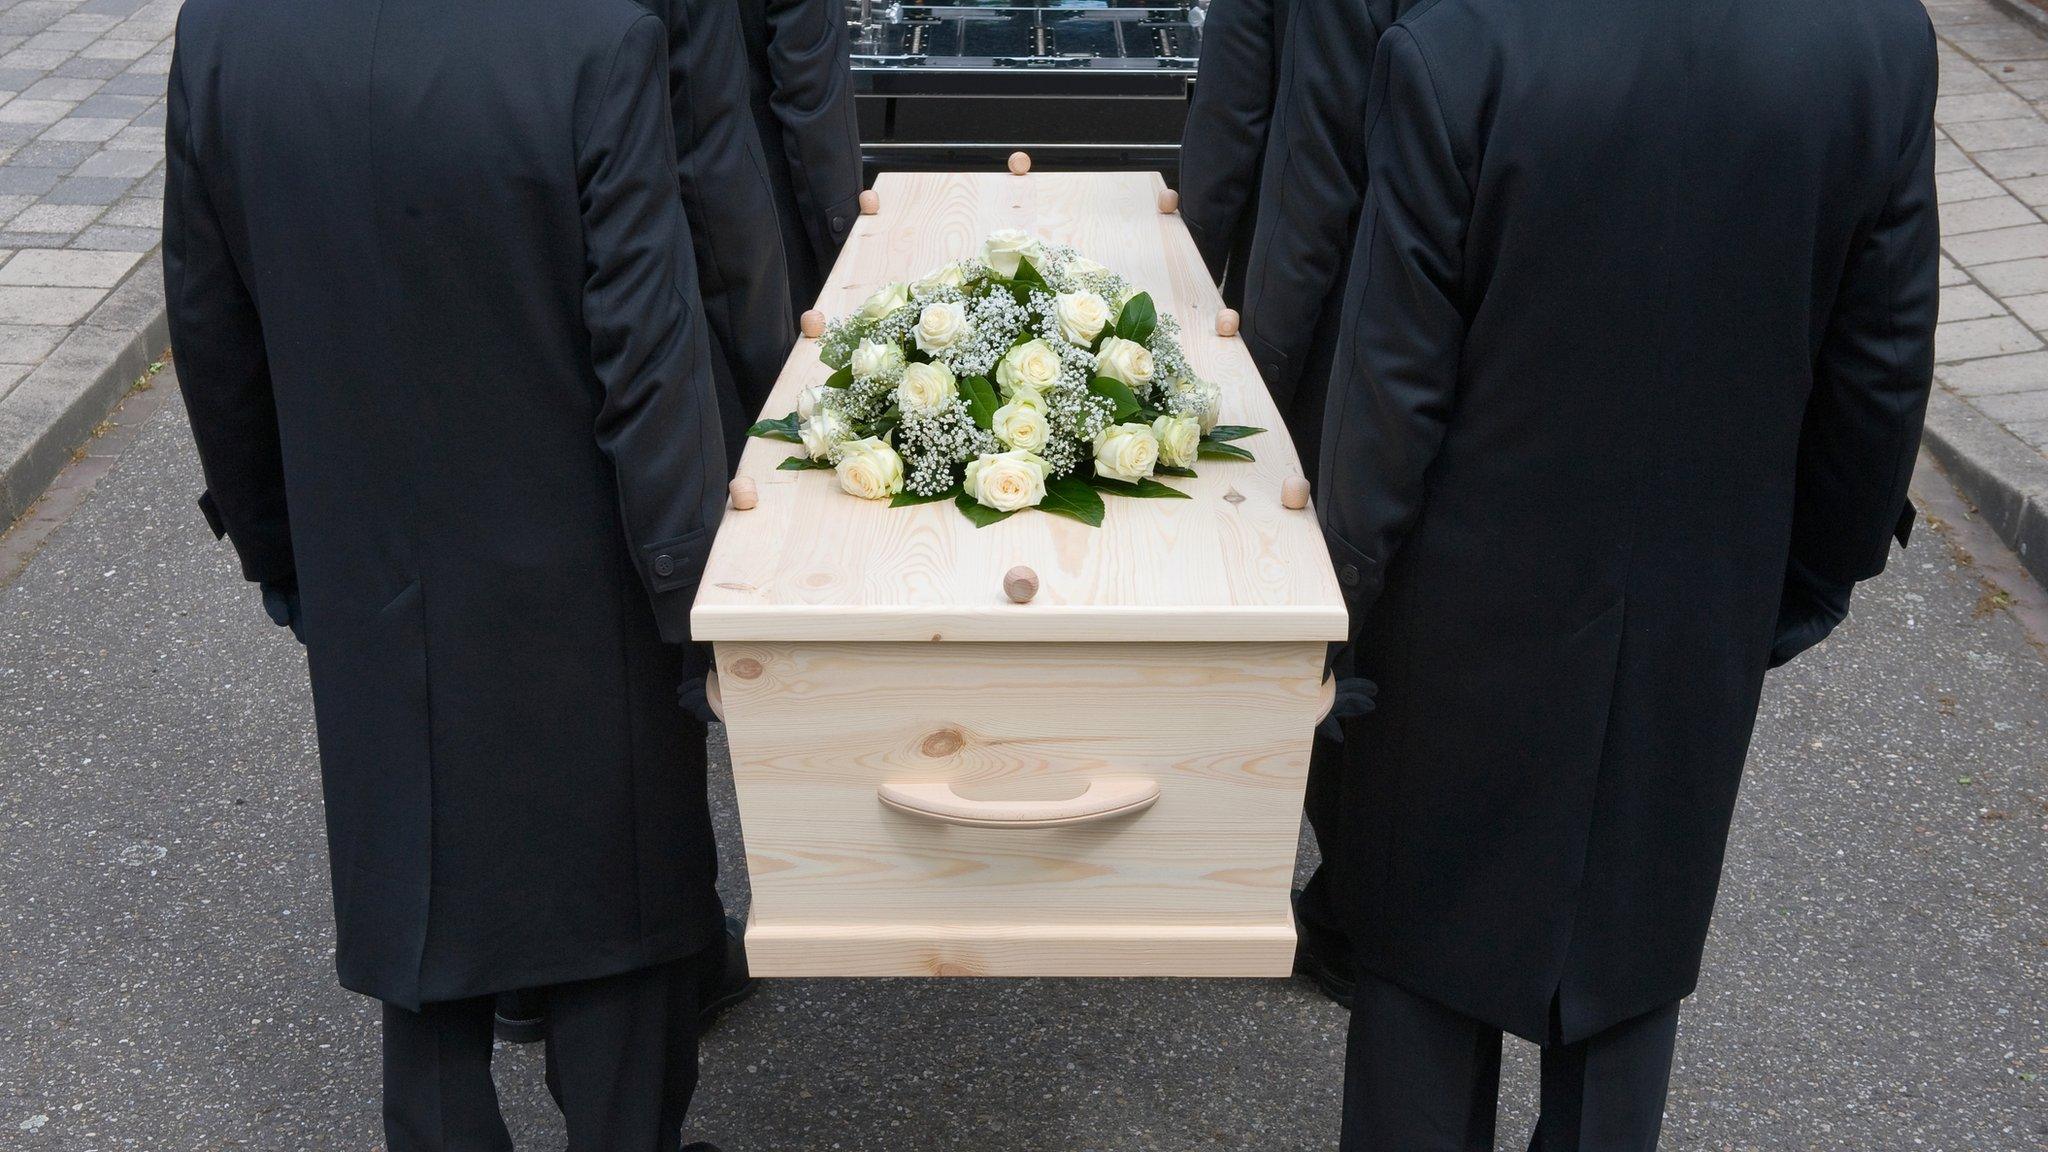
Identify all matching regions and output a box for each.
[0,0,173,526]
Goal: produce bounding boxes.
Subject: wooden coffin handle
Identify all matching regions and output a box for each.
[878,778,1160,829]
[704,667,725,722]
[1316,674,1337,725]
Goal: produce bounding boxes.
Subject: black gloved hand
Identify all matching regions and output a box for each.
[676,642,719,724]
[259,579,305,645]
[1768,558,1852,669]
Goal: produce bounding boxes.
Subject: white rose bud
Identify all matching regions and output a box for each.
[858,282,909,321]
[1093,335,1155,389]
[995,338,1063,396]
[1168,376,1223,432]
[799,407,852,461]
[1005,385,1046,412]
[914,261,968,293]
[850,339,905,380]
[964,449,1052,513]
[834,437,905,501]
[981,228,1041,279]
[992,398,1051,453]
[913,300,970,355]
[896,360,959,413]
[1066,254,1110,279]
[1092,422,1160,483]
[1152,414,1201,469]
[1052,291,1112,346]
[795,383,831,421]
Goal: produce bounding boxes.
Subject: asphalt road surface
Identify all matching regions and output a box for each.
[2,377,2044,1150]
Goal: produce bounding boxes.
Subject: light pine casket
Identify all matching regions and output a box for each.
[694,170,1348,977]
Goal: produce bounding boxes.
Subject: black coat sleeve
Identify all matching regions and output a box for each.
[578,14,728,643]
[1318,25,1469,632]
[666,0,795,432]
[1178,0,1275,284]
[1239,0,1400,411]
[1788,23,1939,588]
[763,0,863,273]
[164,36,295,589]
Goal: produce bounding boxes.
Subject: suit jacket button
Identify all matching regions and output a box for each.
[1340,564,1360,587]
[831,215,846,232]
[654,554,676,578]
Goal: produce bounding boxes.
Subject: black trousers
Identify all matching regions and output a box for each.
[1297,729,1350,959]
[382,952,711,1152]
[1341,972,1680,1152]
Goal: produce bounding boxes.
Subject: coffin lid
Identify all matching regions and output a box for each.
[691,171,1348,644]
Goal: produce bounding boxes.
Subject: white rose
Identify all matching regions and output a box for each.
[799,407,852,460]
[913,300,970,355]
[897,360,959,413]
[1093,335,1155,388]
[964,449,1051,513]
[835,437,905,500]
[992,398,1051,452]
[1052,291,1112,346]
[858,282,909,321]
[1005,385,1046,411]
[1066,254,1110,279]
[1152,413,1201,469]
[914,261,968,293]
[796,383,831,421]
[981,228,1042,279]
[850,339,905,380]
[995,338,1063,395]
[1093,422,1159,483]
[1167,376,1222,432]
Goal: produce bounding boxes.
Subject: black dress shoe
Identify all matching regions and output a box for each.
[698,916,754,1028]
[493,988,546,1045]
[1291,890,1357,1010]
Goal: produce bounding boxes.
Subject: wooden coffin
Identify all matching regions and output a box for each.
[693,170,1349,976]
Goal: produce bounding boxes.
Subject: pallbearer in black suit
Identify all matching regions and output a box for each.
[661,0,798,462]
[166,1,731,1146]
[738,0,865,313]
[1176,0,1286,311]
[1319,0,1937,1146]
[1195,0,1418,1009]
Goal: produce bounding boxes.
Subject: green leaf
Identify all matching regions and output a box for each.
[777,455,833,471]
[824,366,853,389]
[890,484,961,507]
[748,412,802,443]
[1204,424,1265,442]
[1088,376,1142,423]
[1114,292,1157,344]
[954,491,1019,528]
[1155,464,1199,478]
[862,403,902,440]
[1197,439,1256,462]
[1040,475,1107,526]
[962,375,1000,430]
[1012,256,1050,290]
[1090,475,1192,500]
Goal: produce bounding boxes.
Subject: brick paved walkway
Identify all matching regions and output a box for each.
[0,0,169,406]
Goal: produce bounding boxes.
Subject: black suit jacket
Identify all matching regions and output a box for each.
[738,0,864,311]
[1236,0,1412,479]
[1321,0,1937,1043]
[1178,0,1288,311]
[647,0,797,459]
[166,0,727,1009]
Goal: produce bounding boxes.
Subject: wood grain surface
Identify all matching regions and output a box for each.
[692,171,1348,645]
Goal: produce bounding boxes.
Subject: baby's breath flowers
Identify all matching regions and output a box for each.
[747,232,1263,525]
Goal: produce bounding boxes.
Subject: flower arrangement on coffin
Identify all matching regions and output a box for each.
[747,229,1264,527]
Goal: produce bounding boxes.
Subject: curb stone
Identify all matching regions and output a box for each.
[1984,0,2048,39]
[1920,385,2048,587]
[0,254,169,528]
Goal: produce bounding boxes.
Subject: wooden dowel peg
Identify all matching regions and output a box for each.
[1281,476,1311,510]
[1003,565,1039,604]
[1216,308,1240,337]
[1157,187,1180,214]
[729,476,759,511]
[858,188,880,215]
[799,309,826,339]
[1008,151,1032,176]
